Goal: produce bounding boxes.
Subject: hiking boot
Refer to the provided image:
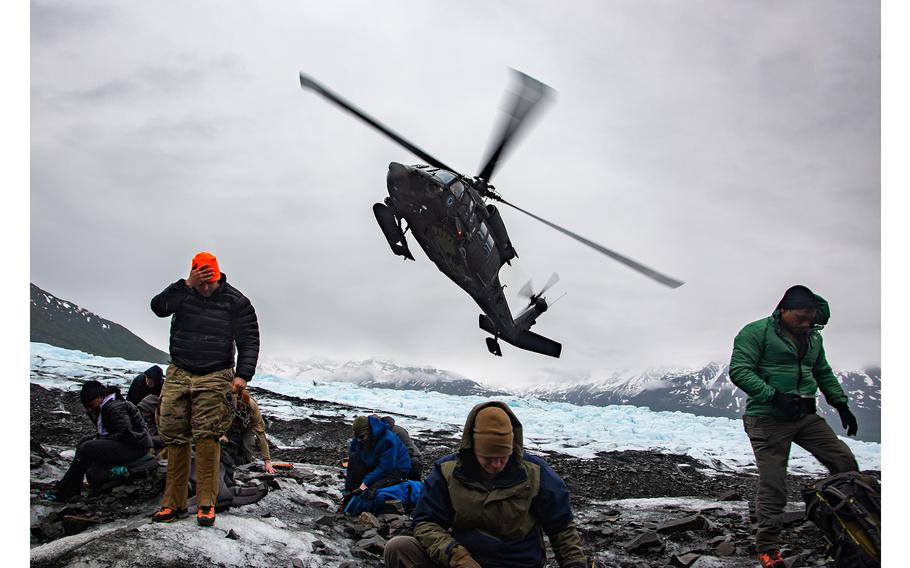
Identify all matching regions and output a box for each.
[40,490,60,502]
[757,550,786,568]
[197,505,216,527]
[151,507,187,523]
[110,466,129,478]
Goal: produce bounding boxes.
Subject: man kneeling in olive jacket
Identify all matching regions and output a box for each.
[384,401,587,568]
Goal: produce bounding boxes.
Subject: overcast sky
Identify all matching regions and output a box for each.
[29,1,880,388]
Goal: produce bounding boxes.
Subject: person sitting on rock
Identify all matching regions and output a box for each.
[126,365,164,405]
[220,388,276,476]
[384,401,587,568]
[41,380,153,502]
[137,394,164,453]
[380,415,423,481]
[344,415,411,505]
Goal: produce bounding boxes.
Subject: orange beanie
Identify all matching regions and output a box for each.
[473,406,514,457]
[191,252,221,282]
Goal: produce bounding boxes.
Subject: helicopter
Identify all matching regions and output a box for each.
[298,69,683,358]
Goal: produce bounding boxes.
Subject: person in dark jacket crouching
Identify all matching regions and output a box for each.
[150,251,260,527]
[126,364,164,405]
[384,401,587,568]
[343,415,411,507]
[42,380,153,501]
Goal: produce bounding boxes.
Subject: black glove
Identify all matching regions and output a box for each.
[834,403,858,436]
[770,390,801,419]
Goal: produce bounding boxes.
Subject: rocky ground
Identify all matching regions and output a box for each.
[30,382,855,567]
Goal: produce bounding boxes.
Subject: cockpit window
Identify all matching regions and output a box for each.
[450,180,465,199]
[433,170,457,185]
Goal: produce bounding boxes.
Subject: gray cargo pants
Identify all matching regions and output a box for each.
[744,413,858,552]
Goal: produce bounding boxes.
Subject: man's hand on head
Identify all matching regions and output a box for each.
[186,265,214,287]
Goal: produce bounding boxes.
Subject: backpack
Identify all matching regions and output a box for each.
[802,471,881,567]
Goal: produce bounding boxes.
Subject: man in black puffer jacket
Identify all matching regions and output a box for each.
[150,251,260,527]
[42,380,153,501]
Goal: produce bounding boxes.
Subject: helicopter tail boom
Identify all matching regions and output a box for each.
[479,314,562,358]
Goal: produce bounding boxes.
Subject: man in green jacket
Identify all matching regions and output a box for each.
[729,285,859,568]
[383,401,586,568]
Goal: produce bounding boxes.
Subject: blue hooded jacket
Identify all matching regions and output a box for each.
[348,415,411,487]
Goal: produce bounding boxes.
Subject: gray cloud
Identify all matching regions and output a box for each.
[30,1,880,387]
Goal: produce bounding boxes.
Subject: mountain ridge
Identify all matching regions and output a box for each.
[30,283,169,364]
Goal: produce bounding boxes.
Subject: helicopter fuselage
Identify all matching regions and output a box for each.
[380,162,532,343]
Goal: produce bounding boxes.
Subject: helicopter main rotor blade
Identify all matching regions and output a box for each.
[477,69,554,182]
[496,198,685,289]
[299,72,459,174]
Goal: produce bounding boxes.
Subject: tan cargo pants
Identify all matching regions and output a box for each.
[383,536,441,568]
[156,365,234,509]
[744,413,858,552]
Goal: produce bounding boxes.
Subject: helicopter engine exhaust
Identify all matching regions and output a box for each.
[373,202,414,261]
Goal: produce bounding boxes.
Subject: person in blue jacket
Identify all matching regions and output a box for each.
[343,415,411,505]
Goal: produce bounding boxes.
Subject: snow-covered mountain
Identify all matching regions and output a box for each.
[259,357,882,443]
[257,357,508,398]
[520,363,882,443]
[30,284,169,364]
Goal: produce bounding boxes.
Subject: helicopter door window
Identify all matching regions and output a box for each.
[449,180,465,200]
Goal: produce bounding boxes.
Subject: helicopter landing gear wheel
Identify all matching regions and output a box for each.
[485,337,502,357]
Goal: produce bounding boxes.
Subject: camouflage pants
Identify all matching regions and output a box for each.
[157,365,234,509]
[157,365,234,444]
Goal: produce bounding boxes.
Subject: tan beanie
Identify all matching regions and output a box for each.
[473,406,514,457]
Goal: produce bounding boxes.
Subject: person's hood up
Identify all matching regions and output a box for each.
[144,365,164,387]
[368,415,391,438]
[457,400,524,457]
[773,292,830,330]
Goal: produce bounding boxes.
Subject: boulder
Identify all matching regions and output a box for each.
[625,532,662,553]
[656,514,709,534]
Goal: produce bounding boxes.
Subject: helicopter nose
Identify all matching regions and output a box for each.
[387,162,411,192]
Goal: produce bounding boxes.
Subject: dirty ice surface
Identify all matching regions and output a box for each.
[30,343,880,475]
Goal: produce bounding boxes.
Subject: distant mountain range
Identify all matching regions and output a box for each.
[30,283,169,364]
[29,284,880,442]
[259,357,880,442]
[257,357,509,398]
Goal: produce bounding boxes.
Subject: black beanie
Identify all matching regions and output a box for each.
[777,285,819,310]
[144,365,164,385]
[80,380,106,406]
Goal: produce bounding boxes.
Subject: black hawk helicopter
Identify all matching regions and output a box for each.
[298,70,683,358]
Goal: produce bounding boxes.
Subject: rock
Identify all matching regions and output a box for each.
[61,515,101,536]
[358,511,381,529]
[625,532,662,553]
[780,511,805,527]
[720,490,742,501]
[670,552,701,567]
[715,541,736,556]
[354,533,387,556]
[315,514,339,525]
[292,559,305,568]
[225,529,240,540]
[656,514,709,534]
[708,535,728,546]
[311,540,325,550]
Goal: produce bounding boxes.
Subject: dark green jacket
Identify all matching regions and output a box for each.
[729,294,848,417]
[412,401,586,568]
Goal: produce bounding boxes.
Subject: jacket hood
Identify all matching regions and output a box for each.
[368,414,391,438]
[458,401,524,457]
[773,292,830,329]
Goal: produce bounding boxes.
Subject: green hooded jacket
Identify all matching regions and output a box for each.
[729,293,848,417]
